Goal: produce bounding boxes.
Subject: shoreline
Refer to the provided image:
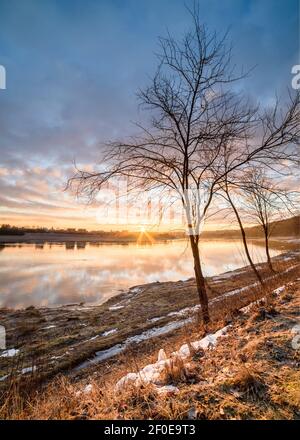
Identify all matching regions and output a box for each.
[0,233,182,244]
[0,249,299,386]
[0,233,298,247]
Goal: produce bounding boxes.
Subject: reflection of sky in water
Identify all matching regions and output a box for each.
[0,240,281,308]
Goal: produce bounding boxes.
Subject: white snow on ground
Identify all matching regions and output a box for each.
[163,265,298,321]
[148,316,164,323]
[0,348,19,358]
[273,285,285,295]
[0,375,9,382]
[109,305,124,311]
[168,305,199,317]
[115,325,230,391]
[240,284,286,314]
[240,298,265,314]
[209,265,297,308]
[156,385,179,394]
[21,366,37,374]
[126,318,193,345]
[158,348,168,361]
[75,318,193,371]
[75,262,299,371]
[51,354,66,360]
[84,329,118,343]
[101,329,118,337]
[83,384,93,394]
[171,326,230,360]
[75,383,93,396]
[130,287,143,294]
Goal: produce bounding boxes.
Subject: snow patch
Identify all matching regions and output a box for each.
[76,318,193,371]
[273,285,285,296]
[156,385,179,395]
[148,316,164,323]
[1,348,19,358]
[101,328,118,337]
[83,384,93,394]
[0,375,9,382]
[240,284,286,314]
[109,305,124,311]
[130,287,142,294]
[168,305,200,317]
[115,325,230,391]
[158,349,167,362]
[21,366,36,374]
[51,354,65,360]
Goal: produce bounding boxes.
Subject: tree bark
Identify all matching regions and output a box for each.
[226,191,265,286]
[263,227,275,272]
[189,235,210,324]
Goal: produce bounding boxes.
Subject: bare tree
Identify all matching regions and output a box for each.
[68,8,300,324]
[219,175,265,285]
[239,168,299,272]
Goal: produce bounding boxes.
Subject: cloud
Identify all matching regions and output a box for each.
[0,0,298,227]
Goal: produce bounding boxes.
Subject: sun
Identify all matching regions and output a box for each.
[137,225,154,244]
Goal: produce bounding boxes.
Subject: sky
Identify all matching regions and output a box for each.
[0,0,299,230]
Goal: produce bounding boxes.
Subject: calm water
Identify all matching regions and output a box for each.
[0,240,281,309]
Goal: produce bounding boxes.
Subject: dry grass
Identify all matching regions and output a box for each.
[1,262,299,420]
[223,367,268,401]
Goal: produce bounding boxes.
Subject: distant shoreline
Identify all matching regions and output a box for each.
[0,232,182,244]
[0,233,298,249]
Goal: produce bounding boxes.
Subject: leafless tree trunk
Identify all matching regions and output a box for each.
[185,232,209,322]
[223,179,265,285]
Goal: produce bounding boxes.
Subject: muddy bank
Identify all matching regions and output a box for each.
[0,250,299,386]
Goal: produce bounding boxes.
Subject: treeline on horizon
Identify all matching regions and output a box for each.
[0,215,299,238]
[0,224,183,239]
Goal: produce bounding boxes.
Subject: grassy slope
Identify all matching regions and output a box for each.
[1,268,300,419]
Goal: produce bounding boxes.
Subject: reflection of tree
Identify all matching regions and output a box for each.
[65,242,75,250]
[77,242,87,249]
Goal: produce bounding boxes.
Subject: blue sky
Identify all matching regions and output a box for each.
[0,0,298,228]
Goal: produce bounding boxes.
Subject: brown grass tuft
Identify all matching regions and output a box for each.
[225,367,268,401]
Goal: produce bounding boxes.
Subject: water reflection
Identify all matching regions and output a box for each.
[0,240,281,309]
